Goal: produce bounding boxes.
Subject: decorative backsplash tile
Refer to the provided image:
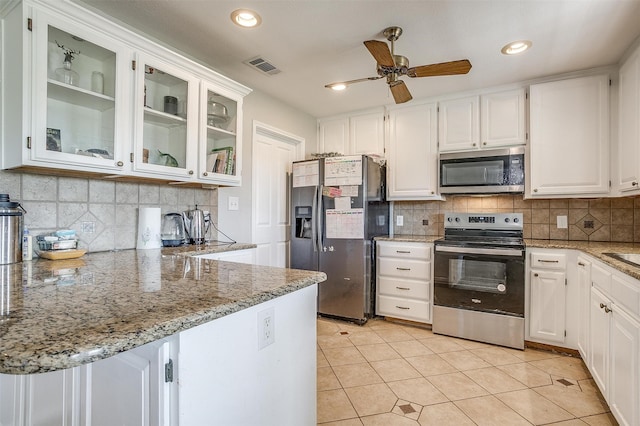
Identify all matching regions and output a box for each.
[393,195,640,243]
[0,170,218,253]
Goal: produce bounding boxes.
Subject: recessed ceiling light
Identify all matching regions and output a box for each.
[501,40,532,55]
[230,9,262,28]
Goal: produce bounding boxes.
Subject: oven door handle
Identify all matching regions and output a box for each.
[435,245,524,257]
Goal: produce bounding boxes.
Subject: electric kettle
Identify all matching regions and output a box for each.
[182,206,208,245]
[161,213,187,247]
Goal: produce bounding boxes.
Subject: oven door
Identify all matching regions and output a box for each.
[434,244,525,317]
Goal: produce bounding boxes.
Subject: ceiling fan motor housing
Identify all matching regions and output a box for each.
[377,54,410,77]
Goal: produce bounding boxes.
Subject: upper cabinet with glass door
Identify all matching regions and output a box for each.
[198,81,243,185]
[132,54,199,180]
[30,8,130,172]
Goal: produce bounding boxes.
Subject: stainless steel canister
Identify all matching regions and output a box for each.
[0,194,25,264]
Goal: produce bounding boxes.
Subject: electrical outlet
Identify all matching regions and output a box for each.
[396,215,404,226]
[556,215,568,229]
[258,307,275,349]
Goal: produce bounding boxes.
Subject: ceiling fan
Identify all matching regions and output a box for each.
[325,26,472,104]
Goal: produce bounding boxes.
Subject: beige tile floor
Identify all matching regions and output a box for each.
[317,317,619,426]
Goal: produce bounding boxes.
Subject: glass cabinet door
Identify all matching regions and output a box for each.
[32,11,128,171]
[199,81,241,184]
[133,54,198,179]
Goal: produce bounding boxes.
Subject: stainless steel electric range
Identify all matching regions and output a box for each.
[433,212,525,350]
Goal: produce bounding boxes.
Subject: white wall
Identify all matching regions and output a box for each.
[217,89,316,244]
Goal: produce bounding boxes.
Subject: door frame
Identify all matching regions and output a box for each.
[251,120,305,267]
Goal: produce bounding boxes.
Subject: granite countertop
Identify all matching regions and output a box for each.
[0,244,326,375]
[378,235,640,281]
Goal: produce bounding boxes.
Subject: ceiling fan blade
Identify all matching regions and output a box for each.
[407,59,472,78]
[363,40,395,67]
[389,80,412,104]
[324,76,383,89]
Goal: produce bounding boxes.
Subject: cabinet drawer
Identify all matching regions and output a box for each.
[377,277,430,300]
[530,252,566,269]
[612,274,640,319]
[377,242,430,260]
[592,264,612,294]
[377,295,430,323]
[378,257,430,280]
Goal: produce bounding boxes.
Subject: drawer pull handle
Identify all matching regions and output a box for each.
[534,273,539,277]
[599,302,612,313]
[396,250,411,253]
[538,259,559,263]
[578,262,585,266]
[396,286,410,290]
[396,306,410,310]
[397,267,411,271]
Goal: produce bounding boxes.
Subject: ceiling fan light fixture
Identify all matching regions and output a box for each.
[329,83,347,91]
[501,40,532,55]
[230,9,262,28]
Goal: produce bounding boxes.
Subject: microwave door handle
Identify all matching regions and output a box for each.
[483,167,488,183]
[435,245,523,257]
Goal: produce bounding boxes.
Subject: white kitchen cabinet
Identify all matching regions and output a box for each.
[386,101,439,200]
[317,108,384,156]
[616,43,640,194]
[590,285,611,400]
[610,305,640,426]
[195,248,256,264]
[132,53,199,180]
[438,95,480,152]
[0,337,177,426]
[198,82,244,185]
[438,89,525,153]
[2,4,131,174]
[576,256,592,360]
[528,74,610,197]
[376,241,433,323]
[1,0,250,186]
[529,251,567,344]
[480,88,527,148]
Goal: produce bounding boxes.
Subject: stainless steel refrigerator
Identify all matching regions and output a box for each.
[290,155,389,324]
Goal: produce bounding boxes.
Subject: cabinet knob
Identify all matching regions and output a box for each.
[116,161,124,167]
[534,273,539,277]
[604,306,612,313]
[188,170,194,175]
[430,191,435,195]
[578,262,585,266]
[533,188,538,193]
[633,181,638,186]
[483,142,487,146]
[472,143,477,147]
[203,172,208,177]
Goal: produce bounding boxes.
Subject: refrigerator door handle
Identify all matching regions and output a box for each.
[312,186,318,252]
[317,184,324,252]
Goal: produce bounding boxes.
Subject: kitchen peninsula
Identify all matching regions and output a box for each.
[0,245,326,425]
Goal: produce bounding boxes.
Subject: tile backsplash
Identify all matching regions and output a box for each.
[393,195,640,242]
[0,170,217,252]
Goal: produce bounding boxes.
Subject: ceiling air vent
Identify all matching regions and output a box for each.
[243,56,281,76]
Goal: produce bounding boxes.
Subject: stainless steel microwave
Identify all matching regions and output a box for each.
[438,146,525,194]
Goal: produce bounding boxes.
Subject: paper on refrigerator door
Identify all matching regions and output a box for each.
[325,208,364,239]
[292,160,319,187]
[324,156,362,186]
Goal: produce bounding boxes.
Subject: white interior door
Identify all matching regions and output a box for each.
[252,122,304,267]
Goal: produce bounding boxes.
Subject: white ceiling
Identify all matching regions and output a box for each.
[75,0,640,118]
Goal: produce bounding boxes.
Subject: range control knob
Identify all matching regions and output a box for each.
[505,218,511,223]
[447,217,453,223]
[455,217,461,223]
[513,217,520,223]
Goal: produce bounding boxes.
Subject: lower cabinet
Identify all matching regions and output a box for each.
[528,250,567,344]
[376,241,432,323]
[0,337,176,426]
[576,256,592,359]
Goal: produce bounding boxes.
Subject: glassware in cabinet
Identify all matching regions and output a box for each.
[200,86,240,183]
[134,57,198,179]
[32,18,126,171]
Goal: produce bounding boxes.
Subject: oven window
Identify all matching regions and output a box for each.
[448,258,507,294]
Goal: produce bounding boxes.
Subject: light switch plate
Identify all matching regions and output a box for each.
[228,196,239,211]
